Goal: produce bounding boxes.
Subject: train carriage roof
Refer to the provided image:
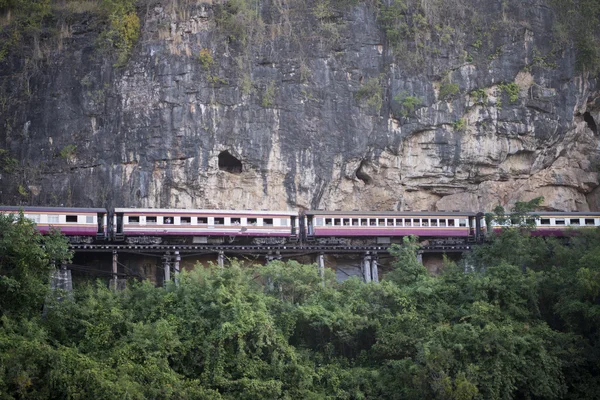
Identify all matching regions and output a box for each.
[529,211,600,216]
[114,208,297,216]
[306,210,479,217]
[0,206,107,213]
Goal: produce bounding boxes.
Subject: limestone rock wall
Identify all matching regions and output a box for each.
[0,0,599,212]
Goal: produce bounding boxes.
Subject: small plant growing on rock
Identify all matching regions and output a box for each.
[198,48,215,69]
[262,80,276,107]
[355,75,384,112]
[453,118,466,131]
[439,83,459,100]
[394,92,422,118]
[498,82,520,103]
[0,149,18,173]
[59,144,77,159]
[17,184,28,197]
[470,88,488,104]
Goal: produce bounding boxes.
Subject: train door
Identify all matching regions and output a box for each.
[290,215,298,240]
[468,215,475,241]
[306,214,315,241]
[96,212,106,240]
[114,212,124,241]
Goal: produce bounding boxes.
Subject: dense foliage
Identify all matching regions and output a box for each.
[2,212,600,399]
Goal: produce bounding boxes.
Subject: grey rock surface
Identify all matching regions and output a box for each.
[0,0,599,212]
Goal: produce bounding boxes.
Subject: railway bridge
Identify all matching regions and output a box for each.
[50,241,475,291]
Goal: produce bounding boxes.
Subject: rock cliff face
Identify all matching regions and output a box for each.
[1,0,599,212]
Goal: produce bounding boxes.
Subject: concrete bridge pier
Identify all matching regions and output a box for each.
[174,251,181,285]
[363,253,372,282]
[51,261,73,293]
[217,251,225,268]
[317,253,325,283]
[371,254,379,283]
[163,252,171,285]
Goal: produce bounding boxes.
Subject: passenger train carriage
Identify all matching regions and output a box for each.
[304,211,481,240]
[2,206,600,244]
[486,211,600,236]
[0,206,107,242]
[114,208,299,244]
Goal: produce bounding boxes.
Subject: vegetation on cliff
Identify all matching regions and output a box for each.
[2,212,600,398]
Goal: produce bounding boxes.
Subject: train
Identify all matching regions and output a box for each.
[1,206,599,246]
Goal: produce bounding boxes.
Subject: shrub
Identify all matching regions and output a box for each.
[498,82,519,103]
[262,80,276,107]
[439,83,459,100]
[394,92,422,117]
[453,118,466,131]
[198,48,214,69]
[355,75,384,112]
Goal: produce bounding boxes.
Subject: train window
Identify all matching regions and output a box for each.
[413,219,421,227]
[352,219,359,226]
[422,219,429,227]
[325,218,332,226]
[264,218,273,226]
[343,218,350,226]
[181,217,191,225]
[164,217,174,224]
[447,219,455,227]
[555,219,565,225]
[334,219,341,226]
[147,216,157,224]
[198,217,208,224]
[370,218,377,226]
[214,217,224,225]
[248,218,257,226]
[231,218,241,225]
[27,214,41,223]
[585,218,595,226]
[48,215,59,223]
[280,218,288,226]
[361,218,368,226]
[387,219,394,226]
[395,218,403,226]
[378,218,385,226]
[129,216,140,224]
[439,219,446,227]
[458,219,467,227]
[431,219,438,227]
[404,218,411,226]
[570,218,580,225]
[66,215,78,223]
[86,215,94,223]
[540,219,550,225]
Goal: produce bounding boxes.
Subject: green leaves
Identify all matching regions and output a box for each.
[3,226,600,398]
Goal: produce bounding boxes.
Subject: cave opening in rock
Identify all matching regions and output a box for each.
[355,160,372,184]
[583,112,598,135]
[218,150,242,174]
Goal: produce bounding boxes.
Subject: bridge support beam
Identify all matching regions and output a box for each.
[416,251,423,265]
[217,251,225,268]
[363,253,372,283]
[371,254,379,283]
[163,252,171,285]
[109,250,125,290]
[317,253,325,284]
[174,251,180,286]
[51,266,73,293]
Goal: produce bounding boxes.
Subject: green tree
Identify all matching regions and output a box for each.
[0,212,71,318]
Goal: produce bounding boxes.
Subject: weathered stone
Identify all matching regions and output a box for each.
[0,0,598,213]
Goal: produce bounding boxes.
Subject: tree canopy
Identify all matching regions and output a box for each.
[1,213,600,398]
